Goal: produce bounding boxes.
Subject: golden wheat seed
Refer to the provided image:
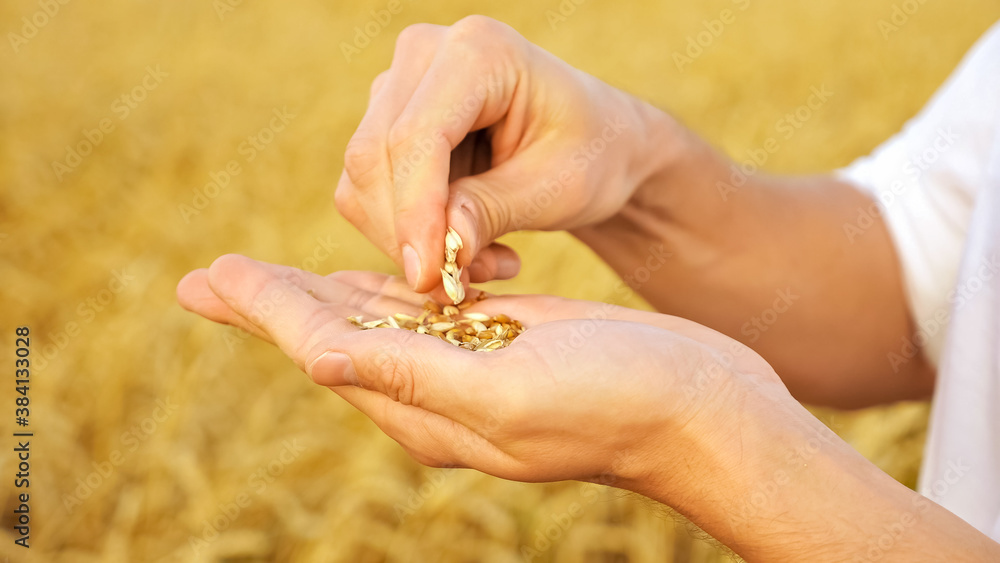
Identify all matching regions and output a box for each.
[446,226,463,251]
[441,270,464,304]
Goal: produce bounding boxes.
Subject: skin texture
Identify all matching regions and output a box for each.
[176,258,999,562]
[178,15,995,562]
[333,17,932,409]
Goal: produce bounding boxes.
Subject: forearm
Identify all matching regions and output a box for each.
[573,113,934,408]
[625,384,1000,562]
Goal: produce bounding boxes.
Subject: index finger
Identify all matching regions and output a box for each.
[387,17,522,292]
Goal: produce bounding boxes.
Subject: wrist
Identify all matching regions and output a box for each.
[621,99,689,204]
[624,373,997,562]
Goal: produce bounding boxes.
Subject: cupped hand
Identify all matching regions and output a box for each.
[336,15,673,296]
[177,255,783,491]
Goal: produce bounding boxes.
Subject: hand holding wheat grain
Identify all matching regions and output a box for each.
[176,254,778,486]
[334,16,675,296]
[177,255,1000,562]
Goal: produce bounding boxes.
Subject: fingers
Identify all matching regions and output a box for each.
[204,255,358,373]
[307,326,509,426]
[447,162,538,261]
[330,385,516,474]
[466,243,521,282]
[339,24,447,267]
[202,255,511,425]
[340,18,532,296]
[176,268,273,342]
[387,19,524,292]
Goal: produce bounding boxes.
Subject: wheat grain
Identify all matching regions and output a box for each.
[347,296,525,352]
[442,226,465,304]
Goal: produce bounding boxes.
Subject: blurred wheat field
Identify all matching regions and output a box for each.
[2,0,998,561]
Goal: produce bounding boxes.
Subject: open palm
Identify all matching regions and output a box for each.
[177,254,783,488]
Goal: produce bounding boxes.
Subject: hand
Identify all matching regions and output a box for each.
[177,255,1000,562]
[176,254,783,492]
[335,16,675,295]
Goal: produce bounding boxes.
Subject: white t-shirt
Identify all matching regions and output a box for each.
[838,21,1000,539]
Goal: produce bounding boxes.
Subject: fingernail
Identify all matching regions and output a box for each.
[307,351,358,387]
[402,244,421,290]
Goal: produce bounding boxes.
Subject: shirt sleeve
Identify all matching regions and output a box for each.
[836,20,1000,365]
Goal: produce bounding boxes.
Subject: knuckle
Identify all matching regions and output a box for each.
[368,70,389,99]
[386,120,422,157]
[449,15,507,43]
[394,23,436,51]
[243,277,289,324]
[343,133,385,187]
[342,287,372,312]
[333,181,358,217]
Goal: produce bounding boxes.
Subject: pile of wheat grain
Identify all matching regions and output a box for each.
[2,0,995,561]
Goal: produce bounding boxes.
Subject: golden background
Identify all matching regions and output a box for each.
[2,0,998,561]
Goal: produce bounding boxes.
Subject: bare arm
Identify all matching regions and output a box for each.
[574,116,935,408]
[632,381,999,562]
[177,260,997,562]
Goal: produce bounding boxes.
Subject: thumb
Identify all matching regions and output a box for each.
[310,329,505,425]
[447,163,542,263]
